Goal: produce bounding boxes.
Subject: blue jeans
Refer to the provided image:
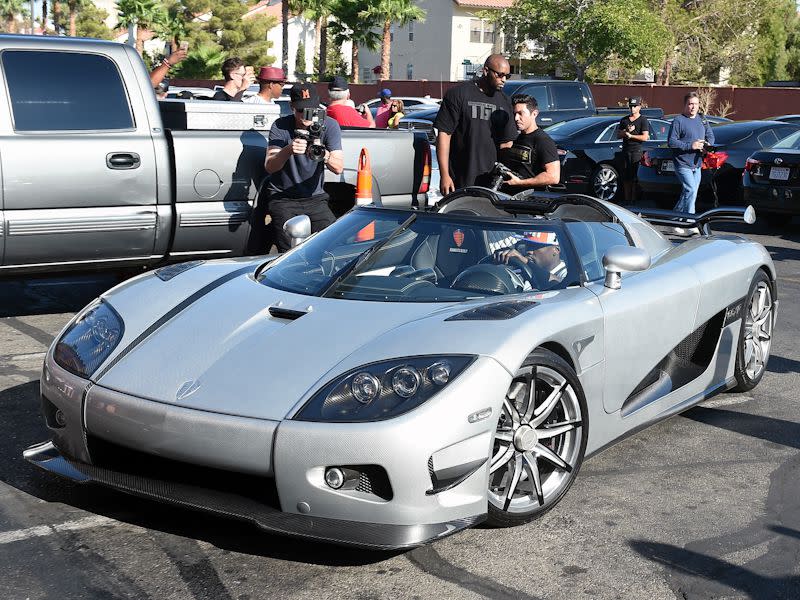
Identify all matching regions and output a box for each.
[673,165,701,214]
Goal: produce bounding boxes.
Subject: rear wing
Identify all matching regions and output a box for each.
[633,206,757,235]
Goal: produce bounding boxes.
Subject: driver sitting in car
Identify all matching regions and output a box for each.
[494,232,567,289]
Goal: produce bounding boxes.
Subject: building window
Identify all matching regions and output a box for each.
[408,21,414,42]
[470,19,482,43]
[483,21,495,44]
[407,63,413,79]
[390,25,394,42]
[362,67,372,82]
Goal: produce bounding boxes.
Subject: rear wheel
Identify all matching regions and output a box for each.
[487,348,588,527]
[732,271,775,391]
[591,164,620,202]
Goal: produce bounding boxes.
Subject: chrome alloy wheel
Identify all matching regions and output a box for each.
[743,280,773,381]
[488,365,584,517]
[592,165,618,201]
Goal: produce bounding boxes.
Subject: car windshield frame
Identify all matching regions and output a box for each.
[257,207,589,303]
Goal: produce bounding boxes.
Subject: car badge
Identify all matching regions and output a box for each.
[775,157,783,165]
[453,229,464,247]
[176,379,201,401]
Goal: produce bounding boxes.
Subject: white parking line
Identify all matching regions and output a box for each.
[0,515,116,545]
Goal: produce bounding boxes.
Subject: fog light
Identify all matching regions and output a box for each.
[325,467,345,489]
[54,409,66,427]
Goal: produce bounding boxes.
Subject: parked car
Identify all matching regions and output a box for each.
[544,115,671,201]
[768,115,800,124]
[364,96,440,111]
[0,35,432,275]
[742,128,800,224]
[637,120,800,208]
[25,190,775,549]
[664,113,733,125]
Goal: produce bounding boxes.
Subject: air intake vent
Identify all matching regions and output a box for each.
[446,300,538,321]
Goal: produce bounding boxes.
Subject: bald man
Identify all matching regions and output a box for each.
[434,54,519,194]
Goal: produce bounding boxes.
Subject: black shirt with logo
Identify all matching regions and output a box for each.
[499,128,559,189]
[434,81,518,188]
[619,114,649,154]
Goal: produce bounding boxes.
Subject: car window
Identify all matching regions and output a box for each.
[551,84,588,110]
[564,221,630,282]
[649,119,670,141]
[3,50,134,131]
[774,126,799,143]
[757,129,779,148]
[772,129,800,150]
[518,84,550,111]
[596,123,619,143]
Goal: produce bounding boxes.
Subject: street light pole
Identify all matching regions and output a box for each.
[30,0,35,33]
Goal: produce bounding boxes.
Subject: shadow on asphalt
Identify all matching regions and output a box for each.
[0,380,400,566]
[0,273,122,318]
[681,405,800,451]
[767,354,800,374]
[629,539,800,600]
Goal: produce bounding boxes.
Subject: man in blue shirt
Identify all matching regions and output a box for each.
[668,91,714,231]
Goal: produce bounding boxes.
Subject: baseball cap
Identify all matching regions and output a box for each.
[515,231,559,249]
[290,83,320,109]
[379,88,392,98]
[328,75,349,91]
[628,96,642,107]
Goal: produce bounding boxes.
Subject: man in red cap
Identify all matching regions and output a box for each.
[245,66,287,104]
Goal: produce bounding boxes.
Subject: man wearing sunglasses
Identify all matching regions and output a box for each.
[434,54,518,195]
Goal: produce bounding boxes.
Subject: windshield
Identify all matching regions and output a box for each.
[258,208,581,302]
[544,118,601,139]
[772,129,800,150]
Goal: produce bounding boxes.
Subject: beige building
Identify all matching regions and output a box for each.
[356,0,512,82]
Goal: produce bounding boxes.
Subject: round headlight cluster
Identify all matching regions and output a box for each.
[351,372,381,404]
[428,361,452,385]
[392,366,421,398]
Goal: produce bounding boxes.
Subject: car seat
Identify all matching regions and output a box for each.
[409,225,485,285]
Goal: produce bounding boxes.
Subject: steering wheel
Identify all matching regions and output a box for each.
[478,252,540,288]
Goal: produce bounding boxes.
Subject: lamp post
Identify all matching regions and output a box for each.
[30,0,35,33]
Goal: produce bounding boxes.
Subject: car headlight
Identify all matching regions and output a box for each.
[295,355,476,422]
[53,301,124,378]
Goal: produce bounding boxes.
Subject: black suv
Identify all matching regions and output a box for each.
[501,79,596,126]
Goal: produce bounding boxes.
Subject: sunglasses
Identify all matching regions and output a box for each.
[488,67,510,79]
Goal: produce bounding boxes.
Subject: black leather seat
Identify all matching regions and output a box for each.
[410,226,485,285]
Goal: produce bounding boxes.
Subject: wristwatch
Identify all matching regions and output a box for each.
[323,151,330,165]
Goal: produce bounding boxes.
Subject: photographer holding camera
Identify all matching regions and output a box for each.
[265,84,343,252]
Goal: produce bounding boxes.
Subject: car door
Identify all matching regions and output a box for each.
[0,48,158,267]
[568,222,702,414]
[549,83,592,125]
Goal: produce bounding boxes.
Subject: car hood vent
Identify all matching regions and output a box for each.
[446,300,538,321]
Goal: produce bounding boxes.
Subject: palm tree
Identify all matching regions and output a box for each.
[172,43,226,79]
[361,0,424,81]
[0,0,26,32]
[155,2,187,52]
[116,0,166,55]
[65,0,86,36]
[329,0,380,83]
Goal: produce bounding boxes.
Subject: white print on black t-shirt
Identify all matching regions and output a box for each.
[468,101,497,120]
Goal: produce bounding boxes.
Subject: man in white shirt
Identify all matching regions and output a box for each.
[244,66,286,104]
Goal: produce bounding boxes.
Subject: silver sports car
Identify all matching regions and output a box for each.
[25,190,776,549]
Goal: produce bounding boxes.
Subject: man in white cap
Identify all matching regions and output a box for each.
[494,231,567,288]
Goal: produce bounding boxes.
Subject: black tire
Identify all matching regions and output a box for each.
[487,348,588,527]
[732,271,775,392]
[591,164,620,202]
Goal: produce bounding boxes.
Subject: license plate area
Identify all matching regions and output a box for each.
[770,166,790,180]
[660,160,675,173]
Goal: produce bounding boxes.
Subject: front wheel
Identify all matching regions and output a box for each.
[487,348,588,527]
[591,164,620,202]
[732,271,775,391]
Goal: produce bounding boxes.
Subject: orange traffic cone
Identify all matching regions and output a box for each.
[355,147,373,206]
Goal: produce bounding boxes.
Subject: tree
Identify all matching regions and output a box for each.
[155,0,189,52]
[328,0,381,82]
[52,1,114,38]
[65,0,88,36]
[206,0,276,68]
[360,0,425,81]
[172,43,226,78]
[295,38,306,76]
[495,0,669,82]
[0,0,27,32]
[116,0,167,54]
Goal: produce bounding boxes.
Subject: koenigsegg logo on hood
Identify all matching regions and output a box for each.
[176,379,202,401]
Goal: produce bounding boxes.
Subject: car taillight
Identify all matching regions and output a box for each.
[744,158,760,173]
[640,152,652,167]
[702,151,728,170]
[418,143,431,194]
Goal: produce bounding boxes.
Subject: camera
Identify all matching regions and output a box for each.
[295,107,327,162]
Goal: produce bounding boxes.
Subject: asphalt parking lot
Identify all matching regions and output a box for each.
[1,219,799,600]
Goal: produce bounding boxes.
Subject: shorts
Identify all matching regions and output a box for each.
[621,152,642,182]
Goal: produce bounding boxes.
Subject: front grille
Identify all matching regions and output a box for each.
[350,465,393,501]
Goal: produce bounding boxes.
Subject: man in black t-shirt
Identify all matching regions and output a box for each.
[498,94,560,193]
[434,54,519,193]
[617,96,649,204]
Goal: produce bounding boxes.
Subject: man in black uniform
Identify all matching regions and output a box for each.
[498,94,560,192]
[434,54,519,194]
[264,84,344,252]
[617,96,649,204]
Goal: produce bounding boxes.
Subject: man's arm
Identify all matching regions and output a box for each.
[325,150,344,174]
[149,48,188,88]
[265,144,297,173]
[499,141,514,149]
[363,108,376,128]
[436,131,455,194]
[704,120,715,145]
[668,119,691,150]
[505,160,560,188]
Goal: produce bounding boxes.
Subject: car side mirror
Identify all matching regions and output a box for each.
[603,245,651,290]
[283,215,311,247]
